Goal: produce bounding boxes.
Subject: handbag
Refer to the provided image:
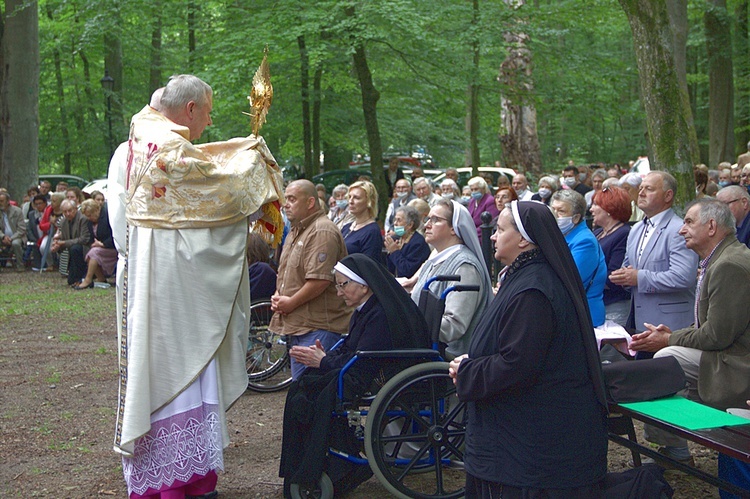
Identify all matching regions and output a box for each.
[601,356,687,404]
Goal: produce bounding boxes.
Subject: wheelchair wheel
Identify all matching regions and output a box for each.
[365,362,466,499]
[246,300,292,393]
[289,471,334,499]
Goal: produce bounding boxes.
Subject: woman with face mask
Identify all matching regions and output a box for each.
[550,189,606,327]
[384,205,430,278]
[467,176,500,238]
[530,176,557,206]
[329,184,354,229]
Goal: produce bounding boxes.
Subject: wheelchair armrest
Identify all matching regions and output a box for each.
[355,349,443,360]
[337,349,444,400]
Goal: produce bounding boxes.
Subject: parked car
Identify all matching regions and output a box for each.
[311,167,374,194]
[38,174,90,191]
[83,178,109,196]
[431,166,517,188]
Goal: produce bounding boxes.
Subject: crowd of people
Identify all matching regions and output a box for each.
[5,74,750,496]
[0,181,116,290]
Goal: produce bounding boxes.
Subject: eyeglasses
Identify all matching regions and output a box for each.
[425,215,449,226]
[334,279,351,290]
[726,199,742,205]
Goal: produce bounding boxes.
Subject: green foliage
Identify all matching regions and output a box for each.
[32,0,727,177]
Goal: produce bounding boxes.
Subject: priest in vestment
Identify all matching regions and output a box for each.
[113,74,283,498]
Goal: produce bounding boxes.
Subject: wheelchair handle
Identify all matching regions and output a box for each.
[424,274,461,290]
[440,284,480,301]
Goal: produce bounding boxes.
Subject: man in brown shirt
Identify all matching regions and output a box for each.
[270,180,351,379]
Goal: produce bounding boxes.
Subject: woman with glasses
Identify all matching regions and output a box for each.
[409,199,491,359]
[591,187,632,325]
[281,253,428,496]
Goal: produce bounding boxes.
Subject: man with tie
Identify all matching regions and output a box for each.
[610,171,698,343]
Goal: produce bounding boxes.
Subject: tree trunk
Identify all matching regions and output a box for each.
[666,0,688,95]
[187,1,197,72]
[498,0,542,176]
[705,0,735,166]
[619,0,699,207]
[298,35,313,179]
[104,4,124,156]
[312,65,322,175]
[150,0,162,93]
[465,0,480,173]
[347,5,385,221]
[735,0,750,156]
[46,3,71,174]
[0,0,39,201]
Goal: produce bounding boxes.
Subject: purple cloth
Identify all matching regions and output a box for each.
[86,246,118,276]
[468,194,499,238]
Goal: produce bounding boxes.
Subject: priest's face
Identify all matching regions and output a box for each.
[491,209,523,265]
[188,97,213,140]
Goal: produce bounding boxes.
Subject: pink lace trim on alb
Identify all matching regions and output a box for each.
[122,403,223,496]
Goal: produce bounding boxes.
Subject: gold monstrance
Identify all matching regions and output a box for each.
[248,47,273,136]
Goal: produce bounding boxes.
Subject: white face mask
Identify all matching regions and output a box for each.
[396,191,408,199]
[441,192,454,200]
[556,216,575,235]
[538,187,552,199]
[563,177,577,188]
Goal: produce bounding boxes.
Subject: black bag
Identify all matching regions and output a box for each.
[601,356,687,404]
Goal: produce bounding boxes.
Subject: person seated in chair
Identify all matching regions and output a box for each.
[631,198,750,466]
[0,191,26,271]
[279,253,427,497]
[73,200,117,290]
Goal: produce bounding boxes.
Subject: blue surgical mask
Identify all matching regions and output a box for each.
[460,196,471,205]
[563,177,577,188]
[719,181,729,188]
[471,191,483,201]
[556,216,575,235]
[393,225,406,237]
[578,173,587,182]
[336,199,348,209]
[538,187,552,199]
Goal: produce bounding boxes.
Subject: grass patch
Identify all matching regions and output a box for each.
[0,280,114,319]
[95,346,108,354]
[59,333,82,342]
[46,370,61,384]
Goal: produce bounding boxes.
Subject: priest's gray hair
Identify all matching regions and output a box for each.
[160,74,213,111]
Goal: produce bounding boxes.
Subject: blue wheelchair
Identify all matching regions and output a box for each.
[290,275,478,499]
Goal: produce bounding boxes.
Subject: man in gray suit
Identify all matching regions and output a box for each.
[0,192,26,271]
[610,171,698,344]
[631,198,750,464]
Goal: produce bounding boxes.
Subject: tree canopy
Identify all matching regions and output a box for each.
[5,0,747,190]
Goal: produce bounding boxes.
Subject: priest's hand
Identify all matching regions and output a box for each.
[630,323,671,352]
[448,354,468,385]
[289,339,326,368]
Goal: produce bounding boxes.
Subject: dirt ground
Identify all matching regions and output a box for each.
[0,269,722,498]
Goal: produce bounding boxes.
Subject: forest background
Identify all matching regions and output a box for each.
[0,0,744,212]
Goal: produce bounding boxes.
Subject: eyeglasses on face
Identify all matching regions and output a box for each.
[425,215,449,226]
[726,198,742,205]
[334,279,351,290]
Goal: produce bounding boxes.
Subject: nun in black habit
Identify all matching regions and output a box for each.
[449,201,609,498]
[280,253,428,496]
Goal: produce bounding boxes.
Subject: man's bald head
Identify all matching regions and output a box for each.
[284,180,320,224]
[288,179,318,199]
[150,87,165,112]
